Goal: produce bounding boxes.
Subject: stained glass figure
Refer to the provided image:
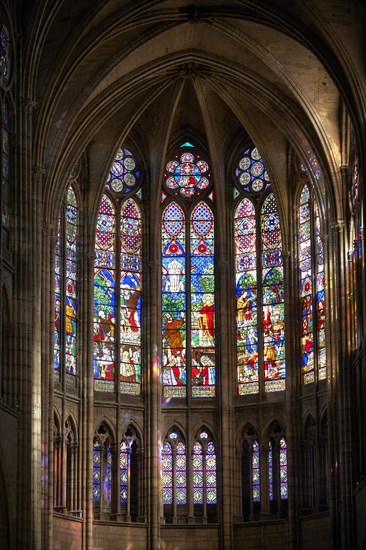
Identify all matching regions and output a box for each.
[120,198,142,395]
[235,147,270,194]
[94,146,142,394]
[94,194,116,392]
[164,148,211,199]
[162,202,187,398]
[280,437,288,499]
[191,202,215,397]
[262,193,285,392]
[252,440,260,502]
[299,185,314,384]
[65,187,78,376]
[54,219,61,376]
[162,442,173,505]
[235,198,258,394]
[54,184,79,382]
[298,185,326,383]
[315,201,326,381]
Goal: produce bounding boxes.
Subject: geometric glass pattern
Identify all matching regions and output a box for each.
[93,437,102,502]
[262,193,285,392]
[206,441,217,504]
[162,442,173,505]
[120,441,128,503]
[106,148,141,195]
[252,440,260,502]
[280,437,288,499]
[235,147,270,194]
[164,149,211,199]
[162,148,216,399]
[94,147,142,394]
[268,441,273,501]
[53,184,79,380]
[193,441,204,504]
[176,441,187,505]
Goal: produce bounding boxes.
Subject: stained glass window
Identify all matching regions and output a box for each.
[298,185,326,383]
[262,194,285,392]
[252,440,260,502]
[94,147,142,394]
[268,425,288,512]
[120,441,128,503]
[1,103,9,231]
[193,430,217,511]
[162,144,215,398]
[162,442,173,505]
[161,429,187,511]
[54,184,79,383]
[92,437,102,502]
[0,22,10,85]
[268,441,273,501]
[280,437,288,499]
[193,441,204,505]
[235,146,285,394]
[176,441,187,505]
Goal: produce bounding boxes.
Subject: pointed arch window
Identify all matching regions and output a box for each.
[54,184,79,385]
[242,426,260,520]
[235,146,285,395]
[120,427,140,521]
[298,184,326,383]
[93,148,142,394]
[65,417,79,512]
[93,424,113,517]
[193,429,217,520]
[161,429,187,522]
[268,423,288,516]
[161,144,215,399]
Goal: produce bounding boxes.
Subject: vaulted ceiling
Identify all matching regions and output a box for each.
[22,0,365,218]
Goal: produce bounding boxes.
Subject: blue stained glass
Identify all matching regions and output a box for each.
[93,438,101,502]
[268,442,273,501]
[162,442,173,505]
[280,438,288,499]
[252,440,260,502]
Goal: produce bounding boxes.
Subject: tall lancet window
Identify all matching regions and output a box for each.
[235,146,285,394]
[298,184,326,383]
[93,148,142,394]
[54,184,79,384]
[161,143,215,398]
